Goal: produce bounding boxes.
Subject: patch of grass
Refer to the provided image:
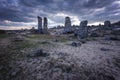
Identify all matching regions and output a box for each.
[38,41,51,45]
[60,38,68,42]
[11,41,36,51]
[0,34,10,38]
[26,34,55,40]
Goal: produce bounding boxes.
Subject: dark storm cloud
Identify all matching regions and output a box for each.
[83,0,114,8]
[0,0,35,23]
[0,0,119,29]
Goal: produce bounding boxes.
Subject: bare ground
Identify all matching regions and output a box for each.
[0,34,120,80]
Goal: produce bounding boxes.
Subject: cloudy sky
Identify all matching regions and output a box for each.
[0,0,120,30]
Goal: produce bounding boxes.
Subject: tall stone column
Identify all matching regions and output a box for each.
[64,16,72,33]
[104,20,111,30]
[78,20,88,39]
[65,17,71,27]
[43,17,48,34]
[38,16,42,33]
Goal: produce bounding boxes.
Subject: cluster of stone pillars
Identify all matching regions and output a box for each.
[64,16,89,39]
[38,16,48,34]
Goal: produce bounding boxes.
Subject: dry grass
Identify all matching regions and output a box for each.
[0,34,120,80]
[26,34,55,40]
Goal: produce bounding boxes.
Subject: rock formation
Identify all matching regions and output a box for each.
[104,20,111,30]
[43,17,48,34]
[64,16,72,33]
[38,16,42,33]
[77,20,88,39]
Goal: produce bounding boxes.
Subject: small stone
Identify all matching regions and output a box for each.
[104,35,119,40]
[53,39,59,42]
[34,49,49,57]
[90,32,100,37]
[71,42,81,47]
[100,48,110,51]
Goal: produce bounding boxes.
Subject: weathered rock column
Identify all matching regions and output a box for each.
[43,17,48,34]
[104,20,111,30]
[64,16,72,33]
[78,20,88,39]
[38,16,42,33]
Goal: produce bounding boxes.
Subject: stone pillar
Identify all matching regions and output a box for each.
[78,20,88,39]
[104,20,111,30]
[38,16,42,33]
[43,17,48,34]
[64,16,72,33]
[65,17,71,27]
[79,20,88,29]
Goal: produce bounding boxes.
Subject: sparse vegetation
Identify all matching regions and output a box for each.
[0,34,10,38]
[26,34,55,39]
[0,34,120,80]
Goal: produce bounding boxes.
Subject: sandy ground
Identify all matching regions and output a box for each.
[0,35,120,80]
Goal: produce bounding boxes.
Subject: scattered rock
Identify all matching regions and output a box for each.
[53,39,59,42]
[12,36,24,42]
[71,42,81,47]
[79,39,86,43]
[90,32,100,37]
[104,35,119,40]
[100,48,110,51]
[40,41,50,44]
[34,49,49,57]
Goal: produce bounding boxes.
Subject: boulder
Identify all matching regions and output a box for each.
[90,32,100,37]
[34,49,49,57]
[100,48,110,51]
[104,35,119,40]
[71,42,81,47]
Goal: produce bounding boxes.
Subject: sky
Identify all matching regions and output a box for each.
[0,0,120,30]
